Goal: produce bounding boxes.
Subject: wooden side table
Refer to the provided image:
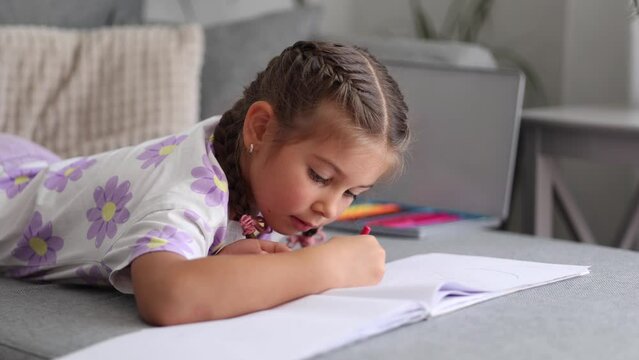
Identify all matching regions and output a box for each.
[520,105,639,248]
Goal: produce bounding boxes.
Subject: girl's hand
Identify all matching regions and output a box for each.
[218,239,292,255]
[315,235,386,288]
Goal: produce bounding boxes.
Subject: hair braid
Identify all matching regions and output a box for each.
[213,102,252,220]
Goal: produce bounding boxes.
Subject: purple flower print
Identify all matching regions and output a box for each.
[44,157,96,192]
[212,226,226,249]
[12,211,64,267]
[191,155,228,207]
[207,227,227,255]
[136,135,188,169]
[183,209,214,234]
[86,176,132,248]
[76,264,111,285]
[0,167,40,199]
[131,225,194,259]
[184,210,226,255]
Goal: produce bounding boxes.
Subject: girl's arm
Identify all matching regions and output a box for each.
[130,235,385,326]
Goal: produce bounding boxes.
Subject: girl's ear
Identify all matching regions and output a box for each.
[242,101,276,151]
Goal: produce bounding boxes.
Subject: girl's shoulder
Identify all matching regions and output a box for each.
[31,117,230,225]
[106,117,228,206]
[80,115,224,179]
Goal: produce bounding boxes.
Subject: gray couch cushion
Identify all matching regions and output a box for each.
[0,279,145,359]
[0,0,143,27]
[318,33,497,69]
[200,6,321,118]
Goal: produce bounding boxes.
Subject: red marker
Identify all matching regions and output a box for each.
[360,226,371,235]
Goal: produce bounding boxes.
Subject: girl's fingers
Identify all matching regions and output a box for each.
[275,242,293,252]
[259,240,292,253]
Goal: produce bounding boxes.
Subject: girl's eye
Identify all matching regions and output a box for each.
[308,168,358,200]
[308,168,329,185]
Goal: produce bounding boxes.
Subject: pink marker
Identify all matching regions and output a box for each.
[360,226,371,235]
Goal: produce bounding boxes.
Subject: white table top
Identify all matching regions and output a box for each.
[522,104,639,132]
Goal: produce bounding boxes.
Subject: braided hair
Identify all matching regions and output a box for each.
[213,41,409,222]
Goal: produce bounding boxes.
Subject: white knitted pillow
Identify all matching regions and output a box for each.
[0,25,203,158]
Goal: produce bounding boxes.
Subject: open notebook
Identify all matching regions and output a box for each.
[59,254,590,360]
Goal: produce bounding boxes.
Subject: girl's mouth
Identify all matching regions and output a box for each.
[290,216,313,232]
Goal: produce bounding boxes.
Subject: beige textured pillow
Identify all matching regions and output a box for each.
[0,25,203,158]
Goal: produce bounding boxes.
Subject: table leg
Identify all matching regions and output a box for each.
[521,125,553,237]
[520,126,536,235]
[550,160,597,244]
[535,154,553,237]
[617,183,639,249]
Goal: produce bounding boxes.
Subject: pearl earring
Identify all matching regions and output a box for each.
[248,144,254,154]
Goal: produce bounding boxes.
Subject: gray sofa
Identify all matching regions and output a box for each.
[3,229,639,359]
[9,2,621,360]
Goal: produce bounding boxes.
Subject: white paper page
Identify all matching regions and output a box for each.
[59,294,426,360]
[58,253,589,360]
[430,271,588,317]
[378,253,589,315]
[326,282,446,306]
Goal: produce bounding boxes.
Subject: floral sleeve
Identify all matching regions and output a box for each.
[102,207,226,294]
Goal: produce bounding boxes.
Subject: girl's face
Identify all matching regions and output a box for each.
[245,104,392,235]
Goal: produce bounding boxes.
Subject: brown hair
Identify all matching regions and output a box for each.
[213,41,409,220]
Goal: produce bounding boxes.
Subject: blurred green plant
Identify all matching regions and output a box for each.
[411,0,547,105]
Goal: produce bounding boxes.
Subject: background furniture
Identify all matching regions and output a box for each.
[2,229,639,359]
[521,105,639,249]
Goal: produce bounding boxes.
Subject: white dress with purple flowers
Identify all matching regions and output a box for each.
[0,116,241,293]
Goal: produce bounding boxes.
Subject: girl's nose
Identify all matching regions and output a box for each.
[311,194,339,220]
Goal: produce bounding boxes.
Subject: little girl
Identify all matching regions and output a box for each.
[0,41,409,325]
